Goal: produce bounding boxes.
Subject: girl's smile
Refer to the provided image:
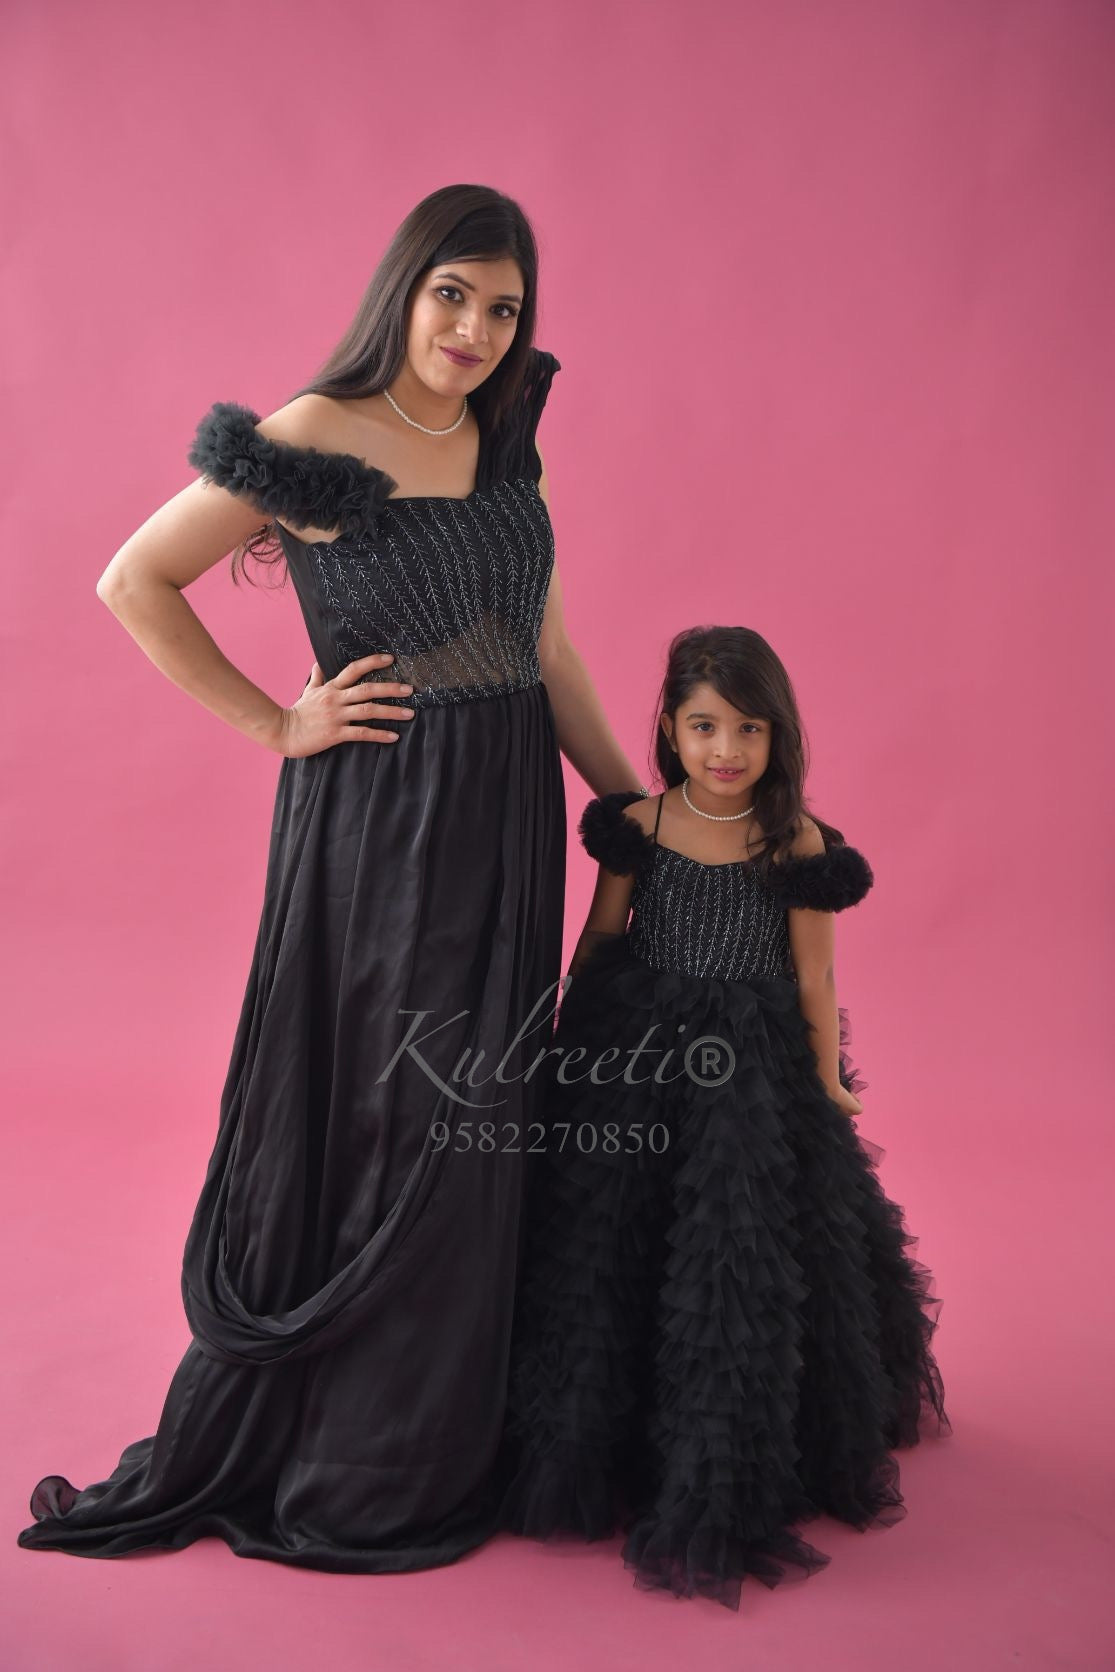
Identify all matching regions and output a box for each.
[661,682,771,813]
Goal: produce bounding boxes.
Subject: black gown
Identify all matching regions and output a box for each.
[497,790,951,1609]
[18,349,567,1570]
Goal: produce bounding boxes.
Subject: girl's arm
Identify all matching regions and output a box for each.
[534,456,647,798]
[788,905,844,1099]
[784,819,854,1106]
[567,864,636,980]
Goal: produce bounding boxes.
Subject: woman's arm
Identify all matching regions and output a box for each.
[534,455,646,798]
[98,477,300,749]
[95,405,413,754]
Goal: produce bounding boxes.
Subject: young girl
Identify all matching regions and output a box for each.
[497,624,951,1610]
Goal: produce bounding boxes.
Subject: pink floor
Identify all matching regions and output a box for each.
[4,1058,1110,1672]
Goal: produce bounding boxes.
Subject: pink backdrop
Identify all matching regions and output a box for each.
[3,1,1112,1667]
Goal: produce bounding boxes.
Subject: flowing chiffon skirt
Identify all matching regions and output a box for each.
[19,681,566,1568]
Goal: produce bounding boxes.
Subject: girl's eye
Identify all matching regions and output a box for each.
[692,721,762,734]
[435,285,519,320]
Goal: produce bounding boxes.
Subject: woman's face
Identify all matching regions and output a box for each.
[661,682,772,800]
[405,257,524,395]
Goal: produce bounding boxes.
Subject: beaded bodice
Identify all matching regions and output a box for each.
[188,349,561,711]
[628,846,795,981]
[275,482,554,707]
[579,790,875,985]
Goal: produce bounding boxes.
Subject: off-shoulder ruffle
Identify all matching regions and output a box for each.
[578,790,652,876]
[187,401,398,539]
[188,347,560,540]
[577,792,874,912]
[767,844,874,912]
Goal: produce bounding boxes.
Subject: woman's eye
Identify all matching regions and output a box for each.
[436,286,518,321]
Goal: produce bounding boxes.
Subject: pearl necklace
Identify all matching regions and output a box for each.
[383,386,469,435]
[682,777,755,822]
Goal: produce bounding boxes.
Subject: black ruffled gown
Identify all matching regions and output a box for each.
[18,349,567,1570]
[497,790,951,1609]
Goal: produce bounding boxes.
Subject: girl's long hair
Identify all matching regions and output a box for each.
[233,183,542,583]
[648,625,847,872]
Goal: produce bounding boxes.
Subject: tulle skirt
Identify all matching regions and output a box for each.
[496,934,951,1609]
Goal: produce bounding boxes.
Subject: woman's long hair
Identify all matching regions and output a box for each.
[233,183,541,582]
[648,625,847,872]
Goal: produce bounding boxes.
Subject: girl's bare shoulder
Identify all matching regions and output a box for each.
[783,814,826,860]
[619,792,661,835]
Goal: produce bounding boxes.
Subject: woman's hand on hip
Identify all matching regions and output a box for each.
[274,653,415,757]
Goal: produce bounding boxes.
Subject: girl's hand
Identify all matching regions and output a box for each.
[826,1083,863,1118]
[273,654,415,757]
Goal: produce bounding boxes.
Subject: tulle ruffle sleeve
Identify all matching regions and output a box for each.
[187,401,398,540]
[577,791,655,877]
[766,844,874,912]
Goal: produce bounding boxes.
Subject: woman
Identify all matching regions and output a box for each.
[18,183,646,1571]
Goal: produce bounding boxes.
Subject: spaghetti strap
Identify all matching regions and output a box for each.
[653,793,664,843]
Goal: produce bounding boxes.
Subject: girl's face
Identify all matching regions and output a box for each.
[405,257,524,395]
[661,682,772,802]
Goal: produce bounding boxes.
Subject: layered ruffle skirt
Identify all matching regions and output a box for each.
[496,935,951,1609]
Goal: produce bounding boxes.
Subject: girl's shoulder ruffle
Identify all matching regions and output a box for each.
[186,401,398,540]
[577,791,656,877]
[577,796,874,908]
[765,842,874,911]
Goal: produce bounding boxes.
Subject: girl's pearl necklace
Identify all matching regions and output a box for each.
[682,777,755,822]
[383,386,469,435]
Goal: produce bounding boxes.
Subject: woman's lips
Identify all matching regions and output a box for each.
[441,347,482,366]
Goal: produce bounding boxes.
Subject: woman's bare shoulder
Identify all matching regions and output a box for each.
[188,394,396,547]
[253,393,351,453]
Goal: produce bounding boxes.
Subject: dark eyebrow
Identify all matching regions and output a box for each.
[433,270,524,305]
[685,711,765,723]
